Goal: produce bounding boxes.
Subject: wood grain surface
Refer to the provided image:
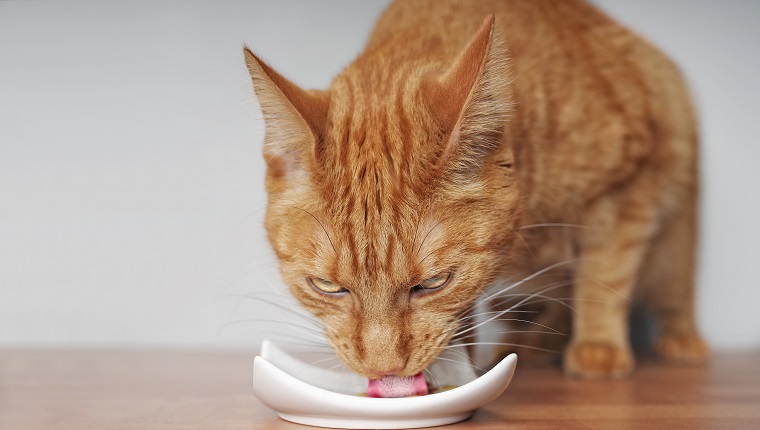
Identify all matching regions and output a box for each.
[1,350,758,429]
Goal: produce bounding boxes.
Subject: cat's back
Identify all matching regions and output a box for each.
[367,0,697,213]
[368,0,637,65]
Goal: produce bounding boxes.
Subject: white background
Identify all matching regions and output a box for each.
[1,1,758,351]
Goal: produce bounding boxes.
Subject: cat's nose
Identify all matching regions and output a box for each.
[366,365,405,377]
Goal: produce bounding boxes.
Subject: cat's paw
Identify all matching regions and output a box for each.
[563,341,634,379]
[655,333,709,365]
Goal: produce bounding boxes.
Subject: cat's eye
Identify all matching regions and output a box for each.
[307,277,348,295]
[412,273,452,294]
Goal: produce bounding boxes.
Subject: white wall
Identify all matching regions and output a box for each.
[0,1,757,350]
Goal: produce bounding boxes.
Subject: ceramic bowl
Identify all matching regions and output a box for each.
[253,339,517,429]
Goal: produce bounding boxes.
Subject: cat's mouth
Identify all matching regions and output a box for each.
[362,345,477,397]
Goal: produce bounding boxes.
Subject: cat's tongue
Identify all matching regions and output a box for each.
[367,372,428,398]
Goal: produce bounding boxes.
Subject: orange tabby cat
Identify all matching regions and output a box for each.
[244,0,708,379]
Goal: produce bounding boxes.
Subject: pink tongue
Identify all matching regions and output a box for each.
[367,372,428,398]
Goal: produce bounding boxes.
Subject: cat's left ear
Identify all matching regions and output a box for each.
[244,47,329,178]
[422,15,511,172]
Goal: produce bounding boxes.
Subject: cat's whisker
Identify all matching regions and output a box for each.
[258,331,327,343]
[442,342,559,354]
[322,360,351,373]
[227,291,324,339]
[513,230,535,259]
[410,204,428,258]
[265,339,334,349]
[433,356,486,373]
[213,262,280,296]
[289,205,338,256]
[483,272,635,311]
[519,222,594,230]
[293,356,344,377]
[591,279,633,303]
[460,266,574,322]
[487,295,577,313]
[473,275,613,316]
[453,281,572,338]
[452,317,564,339]
[415,219,446,259]
[465,329,566,337]
[218,318,327,342]
[454,316,548,333]
[458,309,539,322]
[487,286,577,313]
[455,259,580,318]
[461,283,571,323]
[224,333,330,349]
[455,310,540,330]
[304,355,342,367]
[232,206,269,235]
[418,248,438,266]
[422,367,442,390]
[243,332,330,348]
[228,294,324,327]
[440,343,477,363]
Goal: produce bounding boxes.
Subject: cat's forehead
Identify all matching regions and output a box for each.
[319,71,442,195]
[316,207,450,291]
[327,75,407,139]
[325,63,437,137]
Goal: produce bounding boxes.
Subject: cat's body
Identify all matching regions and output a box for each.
[246,0,707,379]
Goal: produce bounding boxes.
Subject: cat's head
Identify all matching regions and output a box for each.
[245,17,521,378]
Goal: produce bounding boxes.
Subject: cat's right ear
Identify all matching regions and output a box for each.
[244,47,329,179]
[421,16,511,174]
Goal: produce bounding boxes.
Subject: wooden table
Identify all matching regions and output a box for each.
[2,350,759,429]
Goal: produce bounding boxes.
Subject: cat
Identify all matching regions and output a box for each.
[244,0,708,379]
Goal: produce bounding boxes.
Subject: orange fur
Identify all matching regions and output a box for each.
[245,0,707,379]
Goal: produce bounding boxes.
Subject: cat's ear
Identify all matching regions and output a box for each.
[244,47,329,178]
[422,15,511,171]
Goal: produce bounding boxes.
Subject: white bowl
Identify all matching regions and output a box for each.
[253,339,518,429]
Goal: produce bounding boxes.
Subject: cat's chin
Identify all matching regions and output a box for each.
[259,340,478,396]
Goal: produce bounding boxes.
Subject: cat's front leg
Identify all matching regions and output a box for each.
[563,197,657,379]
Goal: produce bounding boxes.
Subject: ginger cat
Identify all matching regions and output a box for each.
[244,0,708,379]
